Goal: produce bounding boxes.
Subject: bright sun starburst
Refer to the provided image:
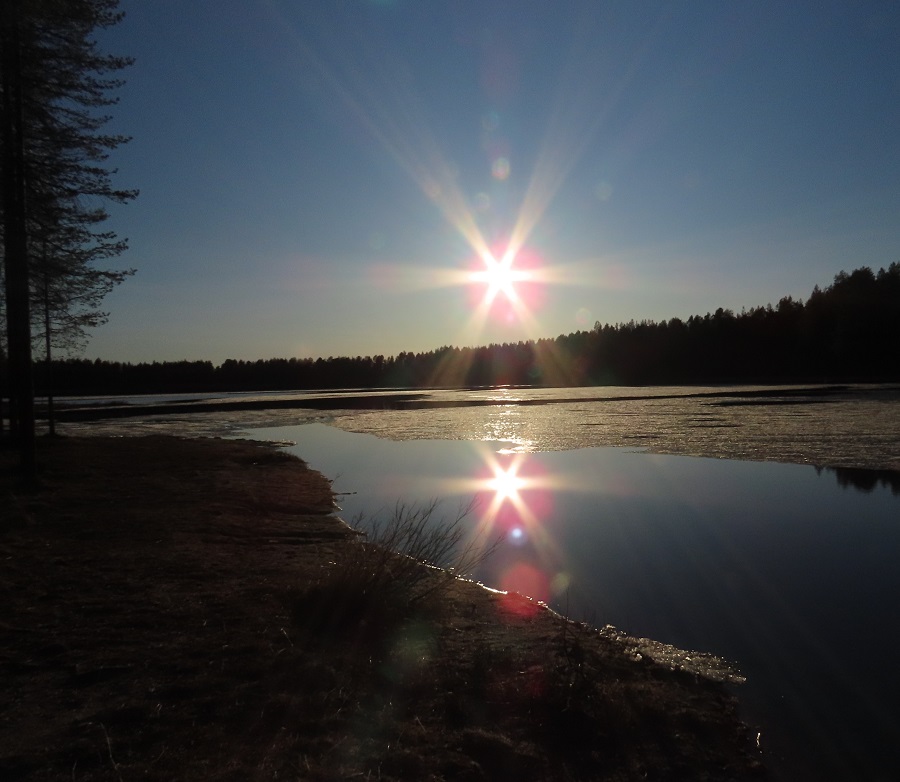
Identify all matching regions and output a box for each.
[470,252,533,304]
[280,8,616,362]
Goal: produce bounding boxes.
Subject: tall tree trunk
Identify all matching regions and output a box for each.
[42,259,56,437]
[1,0,37,477]
[0,353,6,437]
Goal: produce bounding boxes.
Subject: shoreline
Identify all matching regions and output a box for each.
[1,435,765,780]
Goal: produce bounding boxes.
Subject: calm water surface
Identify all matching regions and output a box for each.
[248,421,900,781]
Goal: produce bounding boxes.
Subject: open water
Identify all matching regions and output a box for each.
[246,403,900,781]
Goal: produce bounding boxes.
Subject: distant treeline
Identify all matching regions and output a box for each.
[12,264,900,396]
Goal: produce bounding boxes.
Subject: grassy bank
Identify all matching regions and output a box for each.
[1,436,764,780]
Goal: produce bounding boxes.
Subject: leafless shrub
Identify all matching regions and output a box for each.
[349,498,497,602]
[294,499,499,642]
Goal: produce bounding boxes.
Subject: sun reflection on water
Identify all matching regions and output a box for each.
[444,444,577,616]
[481,404,533,449]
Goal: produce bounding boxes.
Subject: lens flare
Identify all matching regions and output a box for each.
[491,156,511,180]
[499,563,548,606]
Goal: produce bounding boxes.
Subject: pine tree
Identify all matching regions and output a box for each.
[1,0,135,474]
[32,209,134,434]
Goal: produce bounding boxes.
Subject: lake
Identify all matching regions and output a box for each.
[247,418,900,781]
[58,383,900,778]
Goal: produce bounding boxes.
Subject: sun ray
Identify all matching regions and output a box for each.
[274,5,494,266]
[272,4,630,350]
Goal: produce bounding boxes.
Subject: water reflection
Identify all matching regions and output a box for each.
[452,448,566,615]
[818,465,900,495]
[248,423,900,781]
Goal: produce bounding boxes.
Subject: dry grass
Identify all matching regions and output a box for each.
[293,499,499,645]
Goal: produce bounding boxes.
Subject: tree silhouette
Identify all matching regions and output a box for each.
[1,0,134,473]
[19,263,900,401]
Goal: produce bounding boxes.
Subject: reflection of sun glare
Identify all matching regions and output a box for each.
[434,443,578,614]
[444,447,565,567]
[488,460,527,501]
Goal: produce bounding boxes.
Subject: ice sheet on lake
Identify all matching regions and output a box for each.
[598,624,747,684]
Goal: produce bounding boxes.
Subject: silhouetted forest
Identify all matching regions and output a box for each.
[7,264,900,397]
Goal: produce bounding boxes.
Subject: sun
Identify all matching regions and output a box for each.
[470,252,532,304]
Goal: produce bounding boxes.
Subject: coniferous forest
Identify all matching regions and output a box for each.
[7,263,900,397]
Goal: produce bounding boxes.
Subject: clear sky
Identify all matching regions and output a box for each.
[88,0,900,364]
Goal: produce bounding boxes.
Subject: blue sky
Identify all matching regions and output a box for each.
[89,0,900,363]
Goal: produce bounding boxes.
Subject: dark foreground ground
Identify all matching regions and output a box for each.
[1,436,764,780]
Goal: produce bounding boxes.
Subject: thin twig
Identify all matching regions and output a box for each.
[98,723,124,782]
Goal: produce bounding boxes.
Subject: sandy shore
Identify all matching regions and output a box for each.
[1,435,765,780]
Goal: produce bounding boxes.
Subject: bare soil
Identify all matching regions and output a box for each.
[1,435,765,780]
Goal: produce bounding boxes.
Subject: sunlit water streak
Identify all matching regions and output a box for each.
[245,419,900,781]
[320,385,900,471]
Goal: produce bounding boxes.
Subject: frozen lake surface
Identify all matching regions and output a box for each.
[59,383,900,471]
